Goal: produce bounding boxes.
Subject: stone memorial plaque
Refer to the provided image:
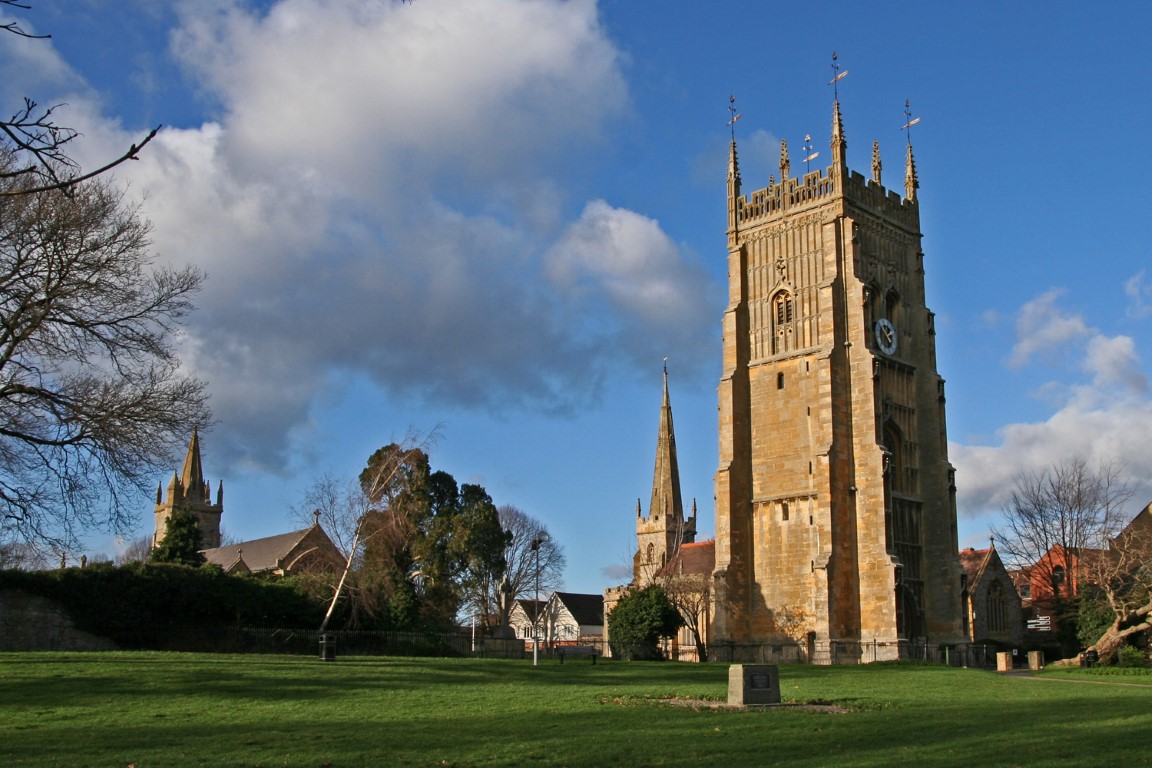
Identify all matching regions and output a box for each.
[728,664,781,706]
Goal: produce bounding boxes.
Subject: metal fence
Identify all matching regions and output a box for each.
[704,640,1004,668]
[202,627,526,658]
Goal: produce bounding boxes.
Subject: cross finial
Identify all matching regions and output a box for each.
[727,95,741,141]
[829,52,848,100]
[663,356,668,374]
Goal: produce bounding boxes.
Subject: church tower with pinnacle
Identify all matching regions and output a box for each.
[153,429,224,550]
[713,86,963,661]
[633,364,697,585]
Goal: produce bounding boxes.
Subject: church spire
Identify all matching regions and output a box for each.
[872,140,882,184]
[779,139,790,181]
[648,360,684,526]
[179,427,205,498]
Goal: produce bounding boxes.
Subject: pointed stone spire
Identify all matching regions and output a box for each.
[779,139,790,180]
[180,428,205,493]
[871,140,882,184]
[904,141,919,202]
[648,363,684,527]
[830,100,847,174]
[156,482,163,505]
[636,498,642,518]
[727,137,741,235]
[216,480,224,507]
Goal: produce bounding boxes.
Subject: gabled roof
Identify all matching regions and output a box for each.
[553,592,604,626]
[959,547,990,585]
[663,540,715,578]
[202,525,336,573]
[512,599,546,620]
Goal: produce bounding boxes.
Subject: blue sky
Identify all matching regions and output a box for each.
[5,0,1151,593]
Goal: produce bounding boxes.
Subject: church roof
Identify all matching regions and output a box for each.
[664,540,715,578]
[553,592,604,627]
[201,525,337,573]
[959,547,990,582]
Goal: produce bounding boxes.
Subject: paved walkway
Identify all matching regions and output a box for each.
[1002,670,1152,689]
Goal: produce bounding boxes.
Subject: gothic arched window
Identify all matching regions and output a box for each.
[771,291,795,354]
[987,581,1006,633]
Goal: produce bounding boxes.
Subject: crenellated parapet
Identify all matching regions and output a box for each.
[734,166,918,233]
[735,169,836,228]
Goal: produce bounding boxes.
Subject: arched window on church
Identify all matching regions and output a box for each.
[646,543,655,564]
[987,581,1006,633]
[771,291,795,355]
[883,422,905,495]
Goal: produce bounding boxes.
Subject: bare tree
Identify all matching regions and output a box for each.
[461,505,564,631]
[0,169,209,551]
[993,457,1132,607]
[1,1,160,196]
[114,534,153,565]
[661,568,710,661]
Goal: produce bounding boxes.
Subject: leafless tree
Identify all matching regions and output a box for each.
[0,168,209,551]
[461,505,564,631]
[992,457,1132,606]
[661,567,710,661]
[1,1,160,196]
[114,534,153,565]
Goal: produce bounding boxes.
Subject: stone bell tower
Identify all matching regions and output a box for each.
[713,91,963,661]
[153,428,223,550]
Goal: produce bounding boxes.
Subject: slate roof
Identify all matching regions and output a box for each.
[201,526,336,573]
[553,592,604,627]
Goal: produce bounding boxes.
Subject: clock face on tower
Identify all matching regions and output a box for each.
[874,318,897,355]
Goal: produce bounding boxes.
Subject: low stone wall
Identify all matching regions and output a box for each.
[0,589,117,651]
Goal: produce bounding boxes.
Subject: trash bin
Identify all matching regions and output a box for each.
[1083,649,1098,668]
[319,633,336,662]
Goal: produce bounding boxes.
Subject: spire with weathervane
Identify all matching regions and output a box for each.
[903,99,920,202]
[829,53,848,176]
[727,95,742,237]
[634,360,696,584]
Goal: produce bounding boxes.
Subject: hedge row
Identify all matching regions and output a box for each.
[0,562,325,649]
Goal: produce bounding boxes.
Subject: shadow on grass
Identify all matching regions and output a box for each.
[3,656,1151,767]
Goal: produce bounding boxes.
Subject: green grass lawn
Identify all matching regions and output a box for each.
[2,653,1150,768]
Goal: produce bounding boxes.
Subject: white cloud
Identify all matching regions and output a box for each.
[30,0,720,473]
[1125,269,1152,319]
[1007,288,1090,368]
[1083,335,1147,392]
[954,290,1152,521]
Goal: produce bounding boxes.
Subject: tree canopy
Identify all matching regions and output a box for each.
[302,441,513,632]
[149,512,205,567]
[607,584,683,661]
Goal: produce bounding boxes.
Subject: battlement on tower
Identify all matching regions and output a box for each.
[735,167,918,230]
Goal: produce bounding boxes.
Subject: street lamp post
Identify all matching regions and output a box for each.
[531,532,550,667]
